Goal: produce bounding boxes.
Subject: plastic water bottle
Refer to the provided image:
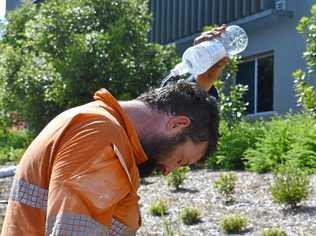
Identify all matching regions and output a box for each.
[171,25,248,77]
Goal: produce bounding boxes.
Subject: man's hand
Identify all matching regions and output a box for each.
[194,24,227,45]
[196,58,229,91]
[193,25,229,91]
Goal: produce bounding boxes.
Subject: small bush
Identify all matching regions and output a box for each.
[0,147,26,164]
[149,199,168,216]
[220,213,248,234]
[213,172,237,204]
[260,227,287,236]
[245,112,316,173]
[0,113,33,164]
[165,167,190,190]
[162,219,182,236]
[180,207,201,225]
[207,119,265,170]
[269,162,311,209]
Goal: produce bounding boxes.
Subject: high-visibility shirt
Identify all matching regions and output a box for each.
[1,89,148,235]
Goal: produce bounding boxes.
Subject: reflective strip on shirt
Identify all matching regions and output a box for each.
[9,178,48,210]
[46,213,109,236]
[110,218,129,236]
[10,179,132,235]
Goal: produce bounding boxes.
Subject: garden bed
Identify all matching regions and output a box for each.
[0,170,315,235]
[138,170,316,235]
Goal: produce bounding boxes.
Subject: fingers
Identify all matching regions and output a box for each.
[206,58,229,81]
[217,57,229,67]
[203,24,227,37]
[194,24,227,45]
[210,58,229,71]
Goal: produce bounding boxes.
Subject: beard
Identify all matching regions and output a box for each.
[137,132,186,178]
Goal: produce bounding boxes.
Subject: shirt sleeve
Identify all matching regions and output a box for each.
[46,113,131,235]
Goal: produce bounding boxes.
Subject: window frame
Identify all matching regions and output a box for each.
[237,51,274,115]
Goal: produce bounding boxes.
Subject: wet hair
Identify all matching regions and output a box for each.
[137,80,220,161]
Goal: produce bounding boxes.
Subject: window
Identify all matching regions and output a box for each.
[236,54,274,114]
[0,0,6,21]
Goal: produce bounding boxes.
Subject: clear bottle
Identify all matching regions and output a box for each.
[172,25,248,77]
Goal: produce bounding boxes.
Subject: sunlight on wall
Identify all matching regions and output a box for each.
[0,0,6,21]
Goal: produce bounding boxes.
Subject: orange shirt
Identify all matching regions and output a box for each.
[1,89,148,235]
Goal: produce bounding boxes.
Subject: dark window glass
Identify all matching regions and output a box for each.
[236,60,255,114]
[258,55,274,112]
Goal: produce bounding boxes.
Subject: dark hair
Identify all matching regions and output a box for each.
[137,80,220,161]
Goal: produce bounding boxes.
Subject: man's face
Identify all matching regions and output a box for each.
[138,133,207,177]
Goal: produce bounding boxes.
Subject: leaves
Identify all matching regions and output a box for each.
[294,4,316,111]
[0,0,178,132]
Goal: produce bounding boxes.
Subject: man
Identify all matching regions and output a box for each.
[2,27,228,235]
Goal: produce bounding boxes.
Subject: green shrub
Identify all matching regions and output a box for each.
[220,213,248,234]
[208,119,265,170]
[0,0,178,133]
[213,172,237,204]
[180,207,201,225]
[0,112,33,164]
[260,227,287,236]
[162,219,182,236]
[0,147,26,164]
[269,162,311,209]
[165,167,190,190]
[285,122,316,173]
[149,199,168,216]
[245,112,316,173]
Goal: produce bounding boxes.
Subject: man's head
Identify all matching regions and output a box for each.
[136,80,220,177]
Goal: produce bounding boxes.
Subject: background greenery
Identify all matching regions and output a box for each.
[293,4,316,112]
[0,0,178,132]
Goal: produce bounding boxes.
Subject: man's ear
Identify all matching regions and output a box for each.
[167,116,191,135]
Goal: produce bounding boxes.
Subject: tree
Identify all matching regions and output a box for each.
[293,4,316,112]
[0,0,178,132]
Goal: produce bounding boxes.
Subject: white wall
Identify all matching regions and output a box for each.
[0,0,6,21]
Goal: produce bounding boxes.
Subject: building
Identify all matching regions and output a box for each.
[149,0,315,116]
[2,0,20,15]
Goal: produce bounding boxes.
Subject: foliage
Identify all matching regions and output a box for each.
[203,25,248,124]
[220,213,248,234]
[207,119,265,170]
[293,4,316,111]
[0,0,178,132]
[245,112,316,173]
[165,167,190,190]
[162,218,182,236]
[213,172,237,204]
[180,207,201,225]
[149,198,168,216]
[293,70,316,111]
[260,227,287,236]
[269,162,311,209]
[0,112,33,164]
[216,78,249,124]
